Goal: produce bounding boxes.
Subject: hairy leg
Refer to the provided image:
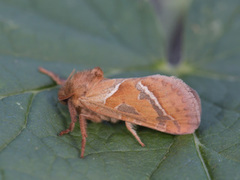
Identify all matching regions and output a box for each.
[125,122,145,147]
[81,109,102,123]
[58,100,77,136]
[79,114,87,158]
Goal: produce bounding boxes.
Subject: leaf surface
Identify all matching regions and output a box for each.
[0,0,239,180]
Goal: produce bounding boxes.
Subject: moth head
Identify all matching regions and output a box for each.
[58,90,74,104]
[57,67,104,104]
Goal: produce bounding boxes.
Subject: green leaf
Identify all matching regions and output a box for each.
[0,0,239,180]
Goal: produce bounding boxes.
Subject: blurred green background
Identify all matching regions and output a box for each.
[0,0,240,179]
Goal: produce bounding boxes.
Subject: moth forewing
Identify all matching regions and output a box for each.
[82,75,201,135]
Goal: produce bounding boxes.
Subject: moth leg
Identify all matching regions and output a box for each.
[125,122,145,147]
[39,67,65,85]
[81,110,102,123]
[79,114,87,158]
[59,100,77,136]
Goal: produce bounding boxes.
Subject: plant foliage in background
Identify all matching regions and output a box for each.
[0,0,239,180]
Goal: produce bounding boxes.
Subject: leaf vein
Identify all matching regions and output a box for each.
[147,140,175,179]
[193,133,212,180]
[0,93,35,152]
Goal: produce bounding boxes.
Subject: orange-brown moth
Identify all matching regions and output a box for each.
[39,67,201,158]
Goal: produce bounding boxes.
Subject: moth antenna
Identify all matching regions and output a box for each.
[66,69,76,81]
[39,67,65,85]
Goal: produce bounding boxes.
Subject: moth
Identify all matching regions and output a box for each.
[39,67,201,158]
